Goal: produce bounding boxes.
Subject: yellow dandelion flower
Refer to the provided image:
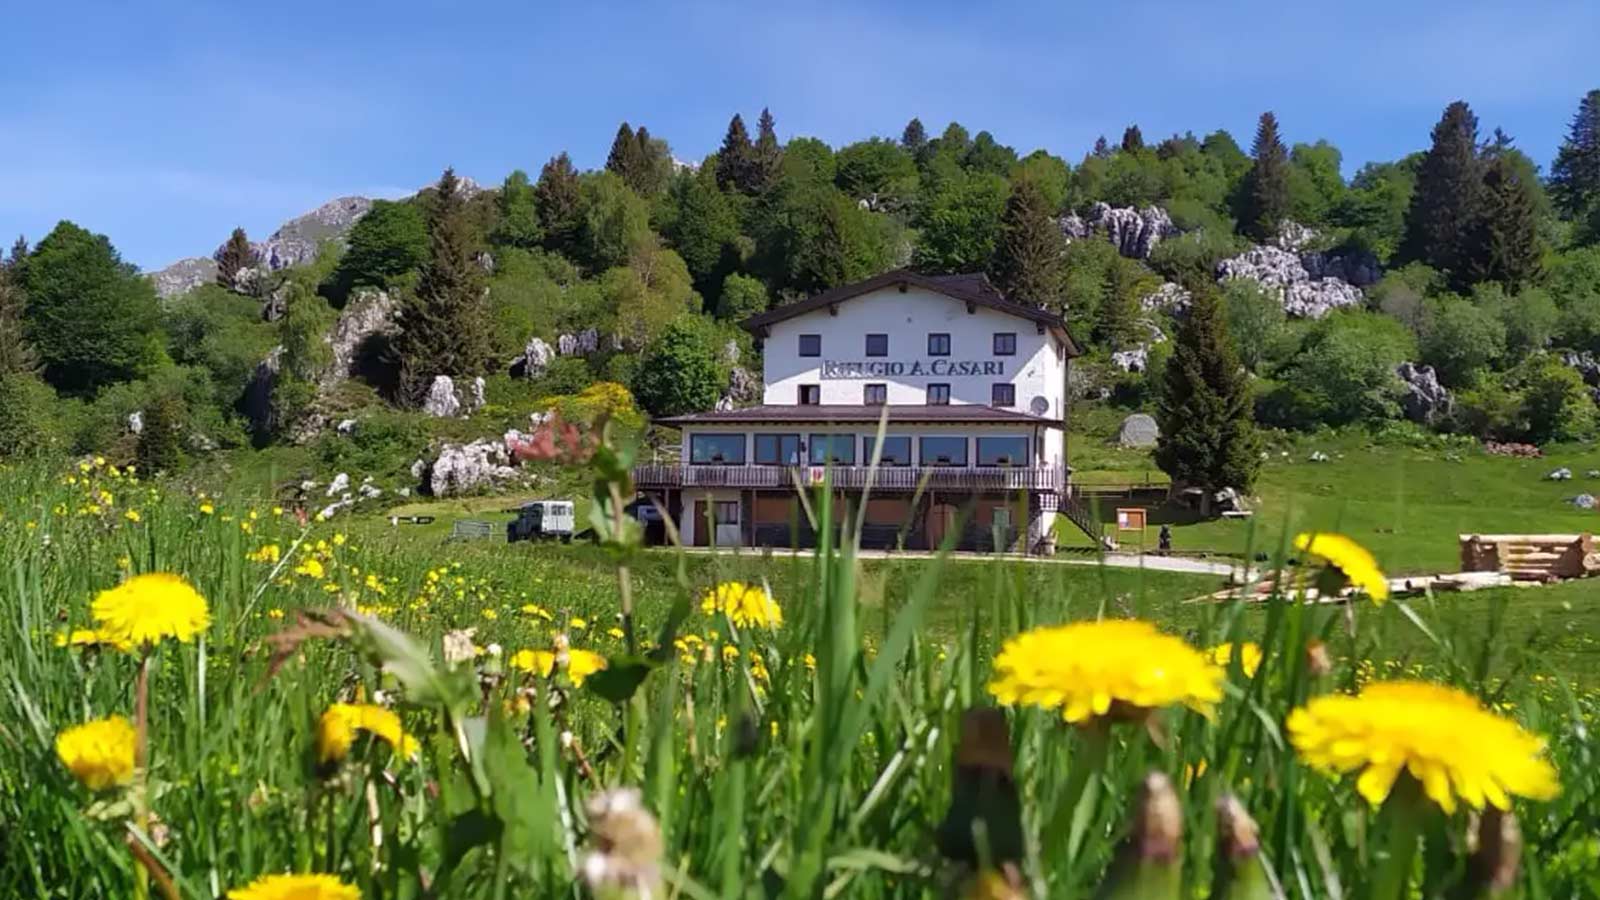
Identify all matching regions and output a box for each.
[55,628,131,651]
[332,533,346,546]
[123,509,141,523]
[607,627,625,639]
[988,619,1223,723]
[721,644,740,663]
[1287,680,1559,813]
[293,558,325,580]
[803,652,817,672]
[226,872,361,900]
[267,608,285,620]
[91,573,210,648]
[1294,532,1388,603]
[272,506,284,516]
[481,608,498,621]
[700,581,783,629]
[1208,641,1263,679]
[55,716,136,791]
[509,648,608,686]
[248,544,282,565]
[364,574,386,595]
[199,502,215,516]
[316,703,419,765]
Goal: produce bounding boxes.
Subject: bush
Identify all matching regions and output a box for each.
[1274,311,1416,427]
[1221,279,1285,373]
[1147,228,1245,289]
[1518,356,1596,443]
[529,358,595,398]
[631,315,726,417]
[136,394,185,474]
[0,374,67,456]
[1418,296,1505,387]
[717,273,768,321]
[1483,284,1558,356]
[314,408,432,480]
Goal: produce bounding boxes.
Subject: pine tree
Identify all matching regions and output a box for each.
[751,107,783,193]
[1465,154,1542,290]
[1551,89,1600,220]
[1235,112,1290,242]
[989,178,1066,308]
[1094,258,1142,349]
[393,168,492,405]
[605,122,642,186]
[6,236,26,270]
[0,260,37,376]
[1092,136,1113,159]
[535,153,583,254]
[1121,125,1144,154]
[1400,101,1483,280]
[717,114,754,193]
[901,118,928,153]
[632,126,668,195]
[136,393,185,475]
[214,227,258,290]
[1154,286,1260,495]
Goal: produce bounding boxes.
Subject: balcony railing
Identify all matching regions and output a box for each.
[632,464,1066,492]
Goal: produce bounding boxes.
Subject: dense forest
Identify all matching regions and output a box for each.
[1,91,1599,485]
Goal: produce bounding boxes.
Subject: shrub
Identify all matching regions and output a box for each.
[136,394,185,474]
[1419,296,1505,387]
[717,273,769,321]
[1518,355,1596,443]
[1274,311,1416,426]
[0,374,66,456]
[631,315,726,417]
[1221,279,1285,373]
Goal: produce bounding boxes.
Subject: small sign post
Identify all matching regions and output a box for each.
[1115,507,1147,552]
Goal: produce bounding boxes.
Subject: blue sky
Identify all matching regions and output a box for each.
[3,0,1597,271]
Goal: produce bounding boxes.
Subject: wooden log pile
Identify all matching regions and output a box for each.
[1459,533,1600,582]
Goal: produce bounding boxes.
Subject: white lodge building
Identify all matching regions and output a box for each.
[633,270,1089,552]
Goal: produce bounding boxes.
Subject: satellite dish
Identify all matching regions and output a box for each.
[1029,396,1050,416]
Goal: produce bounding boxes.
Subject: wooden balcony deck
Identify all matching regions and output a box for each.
[632,464,1067,492]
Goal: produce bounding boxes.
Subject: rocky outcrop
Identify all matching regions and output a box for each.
[1140,282,1191,315]
[1303,247,1381,288]
[323,288,399,387]
[1216,246,1364,319]
[150,257,218,299]
[1060,202,1177,260]
[468,376,486,414]
[716,366,763,411]
[510,337,554,379]
[127,411,144,435]
[557,329,600,356]
[424,438,522,497]
[1111,347,1148,373]
[254,197,372,270]
[1396,362,1454,426]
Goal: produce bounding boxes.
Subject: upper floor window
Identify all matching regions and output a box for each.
[927,383,950,405]
[754,434,803,466]
[808,434,857,465]
[798,334,821,357]
[991,383,1015,407]
[993,332,1016,356]
[798,384,821,405]
[863,383,887,405]
[865,334,888,357]
[863,434,912,466]
[689,434,746,465]
[920,436,968,466]
[927,333,951,356]
[977,436,1029,467]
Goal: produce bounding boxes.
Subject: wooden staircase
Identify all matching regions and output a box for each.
[1459,533,1600,582]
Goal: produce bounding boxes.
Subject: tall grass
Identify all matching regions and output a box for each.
[0,456,1596,898]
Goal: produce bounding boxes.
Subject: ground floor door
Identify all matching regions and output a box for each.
[925,503,957,548]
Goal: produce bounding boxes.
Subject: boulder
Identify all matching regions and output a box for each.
[424,439,521,496]
[511,336,554,379]
[1561,350,1600,387]
[557,328,600,357]
[1061,202,1177,260]
[1216,246,1364,319]
[722,340,741,365]
[1111,347,1148,373]
[423,375,462,418]
[1548,467,1573,481]
[336,418,358,435]
[326,473,350,497]
[1271,221,1320,252]
[359,484,383,500]
[718,365,762,410]
[1117,413,1160,448]
[1571,493,1597,510]
[317,498,354,521]
[1303,247,1382,288]
[1213,487,1246,513]
[1309,451,1330,463]
[467,376,487,414]
[1395,362,1454,426]
[127,411,144,435]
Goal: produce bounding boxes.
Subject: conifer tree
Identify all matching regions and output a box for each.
[1155,286,1260,495]
[901,118,928,153]
[605,122,642,186]
[1121,125,1144,153]
[1551,89,1600,220]
[136,393,185,474]
[0,260,37,376]
[717,114,754,193]
[631,125,669,195]
[214,227,258,290]
[751,107,783,193]
[393,168,492,405]
[6,236,26,270]
[1092,136,1113,159]
[1465,154,1542,290]
[1235,112,1290,242]
[535,153,583,254]
[989,178,1066,308]
[1094,258,1143,349]
[1400,101,1483,280]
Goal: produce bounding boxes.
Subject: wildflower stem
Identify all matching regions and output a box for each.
[132,648,152,900]
[1372,776,1426,900]
[610,480,637,655]
[1045,719,1112,863]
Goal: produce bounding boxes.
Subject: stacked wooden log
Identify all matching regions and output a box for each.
[1459,533,1600,582]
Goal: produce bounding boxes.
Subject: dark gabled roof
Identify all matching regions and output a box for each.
[740,269,1082,357]
[656,404,1063,428]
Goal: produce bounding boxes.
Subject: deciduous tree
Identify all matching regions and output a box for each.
[493,169,543,249]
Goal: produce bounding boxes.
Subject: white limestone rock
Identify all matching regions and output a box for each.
[1060,202,1177,260]
[127,411,144,435]
[1395,362,1454,426]
[1111,347,1149,373]
[511,337,555,379]
[326,473,350,497]
[1117,413,1160,448]
[423,376,462,418]
[1140,282,1192,315]
[323,288,399,387]
[424,439,521,496]
[1215,246,1363,319]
